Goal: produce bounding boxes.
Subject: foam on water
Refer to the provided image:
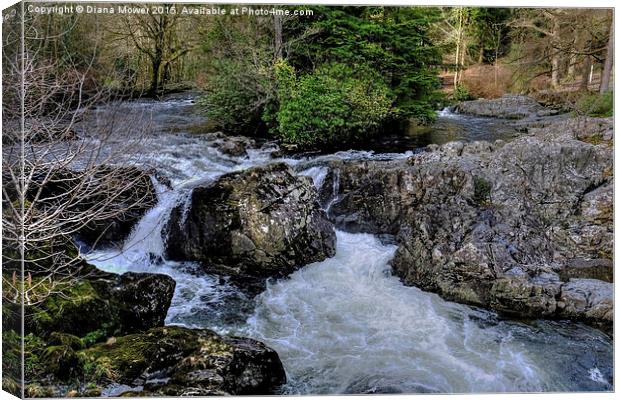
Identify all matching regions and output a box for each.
[247,231,612,394]
[589,368,609,385]
[438,107,458,118]
[83,96,612,394]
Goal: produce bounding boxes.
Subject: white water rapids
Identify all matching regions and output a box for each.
[84,96,612,394]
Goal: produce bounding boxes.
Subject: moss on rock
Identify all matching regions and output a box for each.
[80,326,207,383]
[42,345,83,379]
[48,332,85,350]
[77,326,285,396]
[26,279,117,339]
[24,269,175,340]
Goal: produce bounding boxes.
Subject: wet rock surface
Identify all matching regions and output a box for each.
[321,122,613,330]
[90,269,177,333]
[557,279,613,328]
[165,163,336,282]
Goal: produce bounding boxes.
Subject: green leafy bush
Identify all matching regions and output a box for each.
[575,91,613,117]
[273,61,393,147]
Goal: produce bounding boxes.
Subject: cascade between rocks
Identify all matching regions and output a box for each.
[85,96,612,395]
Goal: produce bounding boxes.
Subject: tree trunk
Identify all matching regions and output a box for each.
[453,40,460,88]
[274,15,283,60]
[578,32,592,90]
[550,55,561,88]
[567,32,578,80]
[494,28,500,88]
[150,58,162,95]
[580,54,592,90]
[550,16,562,89]
[453,8,463,89]
[600,21,614,93]
[459,39,467,84]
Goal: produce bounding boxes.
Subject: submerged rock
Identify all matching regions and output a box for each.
[322,123,613,330]
[454,95,557,119]
[165,163,336,282]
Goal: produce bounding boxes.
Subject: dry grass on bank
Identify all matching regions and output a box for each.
[459,64,514,99]
[440,64,513,99]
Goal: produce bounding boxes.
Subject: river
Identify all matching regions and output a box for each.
[83,94,613,394]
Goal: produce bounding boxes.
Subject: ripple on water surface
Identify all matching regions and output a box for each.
[247,231,613,394]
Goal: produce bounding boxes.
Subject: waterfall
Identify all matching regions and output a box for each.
[82,96,612,394]
[84,179,252,335]
[120,180,182,265]
[439,107,457,117]
[299,166,329,189]
[325,168,341,213]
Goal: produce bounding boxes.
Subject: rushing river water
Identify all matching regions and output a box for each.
[84,94,613,394]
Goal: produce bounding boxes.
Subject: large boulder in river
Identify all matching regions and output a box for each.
[36,326,285,397]
[454,95,557,119]
[320,125,613,329]
[165,163,336,280]
[25,265,175,339]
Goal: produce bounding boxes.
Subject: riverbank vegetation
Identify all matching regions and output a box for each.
[2,4,614,397]
[4,6,613,148]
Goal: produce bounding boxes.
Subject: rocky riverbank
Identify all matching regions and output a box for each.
[454,94,560,119]
[452,94,613,141]
[8,94,612,397]
[10,262,286,397]
[316,108,613,332]
[116,95,613,332]
[155,97,612,332]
